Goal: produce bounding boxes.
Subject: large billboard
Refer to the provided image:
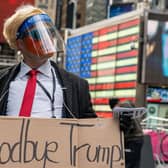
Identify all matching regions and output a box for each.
[66,17,141,117]
[0,0,34,43]
[141,11,168,86]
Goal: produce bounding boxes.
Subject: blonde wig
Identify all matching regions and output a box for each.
[3,5,46,49]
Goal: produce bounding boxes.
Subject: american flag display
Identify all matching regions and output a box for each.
[66,17,141,117]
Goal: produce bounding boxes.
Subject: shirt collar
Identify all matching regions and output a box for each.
[18,60,52,78]
[37,60,52,78]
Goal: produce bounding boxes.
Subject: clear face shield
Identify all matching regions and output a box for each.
[16,14,65,58]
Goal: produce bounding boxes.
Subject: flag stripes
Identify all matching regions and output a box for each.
[66,18,141,116]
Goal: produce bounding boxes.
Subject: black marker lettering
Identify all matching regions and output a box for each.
[0,143,11,164]
[0,119,59,168]
[60,122,123,168]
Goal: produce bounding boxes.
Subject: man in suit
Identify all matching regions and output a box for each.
[2,5,147,168]
[1,4,97,119]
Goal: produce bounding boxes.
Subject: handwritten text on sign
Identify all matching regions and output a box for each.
[0,117,125,168]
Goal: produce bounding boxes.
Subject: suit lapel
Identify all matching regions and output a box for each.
[61,76,73,118]
[51,62,73,118]
[1,64,20,92]
[0,63,20,115]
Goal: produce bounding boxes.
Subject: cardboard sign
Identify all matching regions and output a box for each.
[0,117,125,168]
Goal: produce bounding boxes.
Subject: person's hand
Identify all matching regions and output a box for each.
[119,114,133,133]
[113,107,146,137]
[120,114,144,138]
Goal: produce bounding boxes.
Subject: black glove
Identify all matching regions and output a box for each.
[119,114,143,138]
[119,114,133,133]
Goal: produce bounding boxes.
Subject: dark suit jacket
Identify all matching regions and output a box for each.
[0,61,97,119]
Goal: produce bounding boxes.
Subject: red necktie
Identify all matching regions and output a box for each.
[19,70,38,117]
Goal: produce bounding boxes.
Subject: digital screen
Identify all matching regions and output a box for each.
[109,3,134,17]
[66,18,141,115]
[147,87,168,101]
[141,11,168,85]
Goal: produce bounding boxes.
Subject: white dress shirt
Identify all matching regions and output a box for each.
[6,60,63,118]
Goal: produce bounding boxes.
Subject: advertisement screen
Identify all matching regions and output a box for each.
[147,87,168,101]
[142,11,168,86]
[110,3,134,17]
[66,17,141,115]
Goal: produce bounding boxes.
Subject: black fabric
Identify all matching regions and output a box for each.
[120,115,143,138]
[0,61,97,119]
[125,135,155,168]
